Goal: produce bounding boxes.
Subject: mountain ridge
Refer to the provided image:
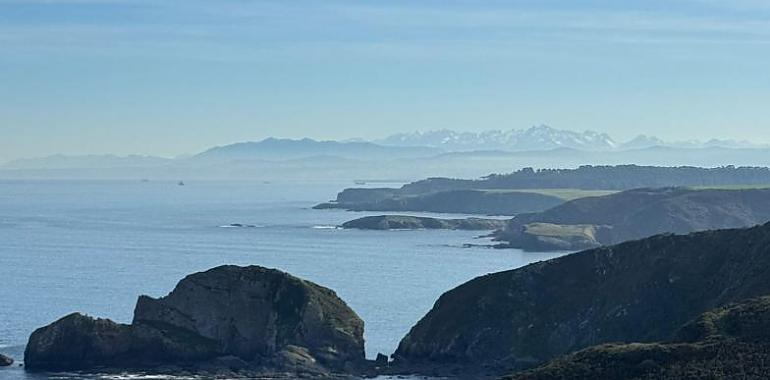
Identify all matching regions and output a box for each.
[377,125,767,152]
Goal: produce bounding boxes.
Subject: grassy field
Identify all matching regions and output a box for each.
[524,222,600,239]
[480,188,618,201]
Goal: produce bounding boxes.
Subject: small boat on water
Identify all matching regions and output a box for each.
[354,180,367,185]
[178,181,185,186]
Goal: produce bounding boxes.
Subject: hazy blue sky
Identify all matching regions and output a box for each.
[1,0,770,161]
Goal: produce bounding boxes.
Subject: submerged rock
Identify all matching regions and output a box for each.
[0,353,13,366]
[393,223,770,376]
[25,265,366,375]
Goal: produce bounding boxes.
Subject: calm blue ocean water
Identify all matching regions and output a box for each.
[0,180,565,379]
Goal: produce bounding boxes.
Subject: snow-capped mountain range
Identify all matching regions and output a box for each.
[376,125,765,152]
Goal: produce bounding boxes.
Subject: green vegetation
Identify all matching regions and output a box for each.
[507,295,770,380]
[393,223,770,377]
[495,187,770,251]
[523,223,599,239]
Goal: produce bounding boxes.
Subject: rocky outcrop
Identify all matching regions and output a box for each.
[393,223,770,376]
[315,189,564,215]
[494,187,770,251]
[341,215,507,231]
[507,295,770,380]
[0,353,13,366]
[25,265,366,375]
[25,313,140,370]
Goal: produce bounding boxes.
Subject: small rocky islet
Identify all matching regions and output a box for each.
[22,222,770,379]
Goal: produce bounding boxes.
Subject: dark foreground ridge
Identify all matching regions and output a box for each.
[341,215,507,231]
[507,295,770,380]
[392,223,770,376]
[25,265,367,377]
[494,187,770,251]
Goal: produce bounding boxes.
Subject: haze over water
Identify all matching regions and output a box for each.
[0,180,565,379]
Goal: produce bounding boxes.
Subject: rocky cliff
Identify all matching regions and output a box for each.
[393,223,770,375]
[507,295,770,380]
[25,265,366,375]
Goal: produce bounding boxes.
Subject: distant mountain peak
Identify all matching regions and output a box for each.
[378,125,619,152]
[378,127,768,152]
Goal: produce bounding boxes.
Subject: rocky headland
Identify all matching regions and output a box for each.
[24,265,368,377]
[494,187,770,251]
[392,222,770,376]
[340,215,507,231]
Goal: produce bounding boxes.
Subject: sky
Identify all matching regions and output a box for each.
[1,0,770,162]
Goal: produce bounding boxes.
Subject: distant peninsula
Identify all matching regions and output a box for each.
[340,215,507,231]
[316,165,770,215]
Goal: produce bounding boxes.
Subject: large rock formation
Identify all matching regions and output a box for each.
[341,215,507,231]
[507,295,770,380]
[393,223,770,375]
[495,187,770,251]
[25,265,365,374]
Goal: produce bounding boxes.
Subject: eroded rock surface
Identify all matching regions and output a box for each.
[25,265,366,375]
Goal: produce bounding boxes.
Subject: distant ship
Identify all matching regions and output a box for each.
[178,181,185,186]
[354,180,367,185]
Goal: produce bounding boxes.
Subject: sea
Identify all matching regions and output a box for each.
[0,180,566,379]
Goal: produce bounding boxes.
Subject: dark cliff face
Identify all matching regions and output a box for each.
[25,265,365,373]
[507,295,770,380]
[393,223,770,374]
[133,265,365,369]
[495,188,770,251]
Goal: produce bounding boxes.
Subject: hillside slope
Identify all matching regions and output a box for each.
[495,187,770,250]
[507,295,770,380]
[393,223,770,375]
